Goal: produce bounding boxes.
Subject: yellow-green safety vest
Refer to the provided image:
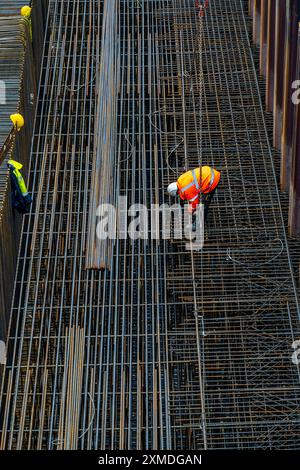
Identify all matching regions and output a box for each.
[8,160,28,196]
[13,168,28,196]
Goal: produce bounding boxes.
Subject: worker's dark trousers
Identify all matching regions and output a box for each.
[196,181,220,223]
[191,183,219,226]
[202,187,217,222]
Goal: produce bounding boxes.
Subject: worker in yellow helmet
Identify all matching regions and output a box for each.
[21,5,31,18]
[7,160,32,214]
[0,114,25,166]
[10,113,25,132]
[21,5,32,41]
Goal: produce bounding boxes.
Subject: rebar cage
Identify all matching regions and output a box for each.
[0,0,300,450]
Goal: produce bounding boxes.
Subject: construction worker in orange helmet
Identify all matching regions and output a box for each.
[167,166,221,222]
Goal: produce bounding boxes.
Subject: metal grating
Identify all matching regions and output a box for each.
[0,0,300,450]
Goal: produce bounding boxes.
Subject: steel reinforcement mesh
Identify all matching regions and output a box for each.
[0,0,300,450]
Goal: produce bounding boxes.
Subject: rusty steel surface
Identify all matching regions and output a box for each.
[250,0,300,236]
[289,21,300,236]
[273,0,286,149]
[266,0,275,112]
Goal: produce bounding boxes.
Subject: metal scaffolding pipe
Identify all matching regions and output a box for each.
[289,22,300,237]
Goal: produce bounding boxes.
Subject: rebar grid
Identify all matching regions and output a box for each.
[0,0,300,451]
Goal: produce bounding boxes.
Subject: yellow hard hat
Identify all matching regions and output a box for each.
[10,113,25,131]
[8,160,23,170]
[21,6,32,18]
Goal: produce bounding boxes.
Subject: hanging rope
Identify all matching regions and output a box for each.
[198,1,204,185]
[226,238,284,268]
[119,128,136,165]
[148,107,184,174]
[148,1,209,176]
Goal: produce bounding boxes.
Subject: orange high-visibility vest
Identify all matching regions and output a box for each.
[177,166,220,208]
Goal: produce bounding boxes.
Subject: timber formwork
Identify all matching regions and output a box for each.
[0,0,300,450]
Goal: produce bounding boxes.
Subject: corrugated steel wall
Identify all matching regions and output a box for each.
[249,0,300,237]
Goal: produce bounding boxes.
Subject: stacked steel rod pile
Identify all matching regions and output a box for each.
[86,0,119,270]
[0,7,36,345]
[0,0,300,450]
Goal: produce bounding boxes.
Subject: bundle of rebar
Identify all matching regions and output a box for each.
[86,0,120,270]
[0,0,300,451]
